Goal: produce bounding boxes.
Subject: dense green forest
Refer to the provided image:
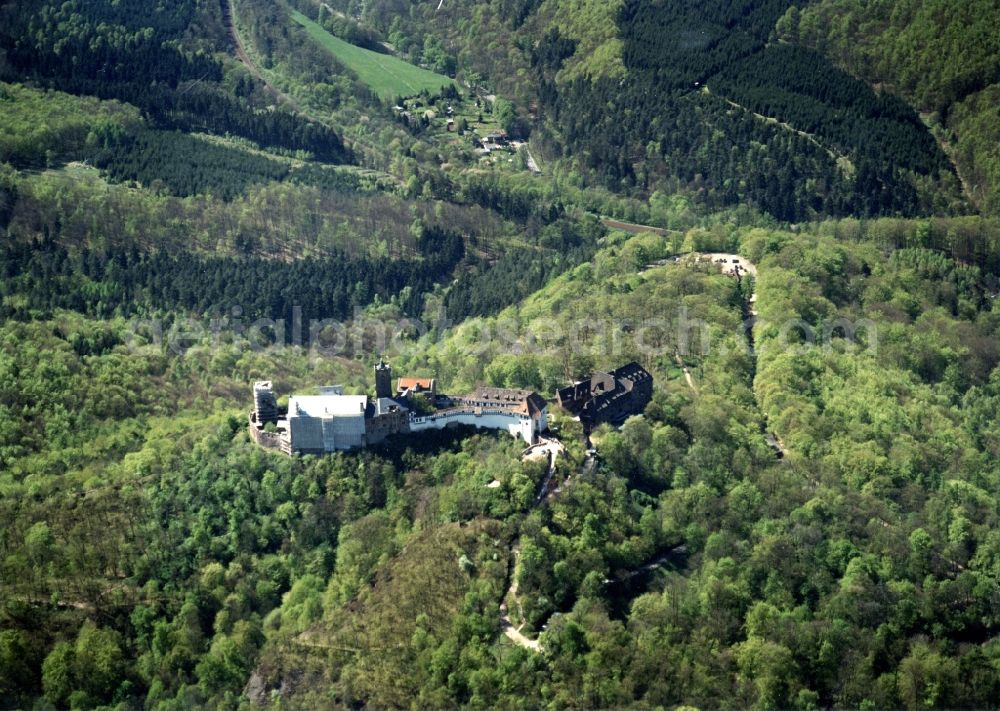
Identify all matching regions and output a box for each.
[710,44,946,178]
[225,0,980,223]
[85,127,377,201]
[0,0,350,163]
[5,223,1000,708]
[0,225,465,322]
[0,83,376,204]
[3,0,1000,708]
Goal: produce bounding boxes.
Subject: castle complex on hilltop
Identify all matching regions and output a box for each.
[250,359,653,455]
[249,360,549,454]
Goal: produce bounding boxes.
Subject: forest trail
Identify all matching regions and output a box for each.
[612,544,688,582]
[644,252,783,460]
[499,547,542,652]
[524,438,565,504]
[599,217,681,236]
[221,0,392,171]
[2,579,174,614]
[680,254,788,459]
[2,592,95,612]
[644,252,758,396]
[704,86,845,164]
[498,438,566,652]
[221,0,302,112]
[675,352,699,395]
[920,111,981,213]
[318,2,343,20]
[523,145,542,174]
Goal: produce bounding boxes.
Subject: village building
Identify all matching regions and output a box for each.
[482,131,509,151]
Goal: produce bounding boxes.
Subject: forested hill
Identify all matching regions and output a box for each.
[3,0,991,224]
[0,0,349,163]
[777,0,1000,214]
[4,217,1000,708]
[3,0,1000,709]
[350,0,997,222]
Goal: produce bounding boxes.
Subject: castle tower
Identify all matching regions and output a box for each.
[253,381,279,424]
[374,358,392,399]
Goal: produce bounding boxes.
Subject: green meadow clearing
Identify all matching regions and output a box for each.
[290,10,456,100]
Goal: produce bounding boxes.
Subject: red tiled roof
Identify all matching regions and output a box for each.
[467,387,548,418]
[397,377,435,392]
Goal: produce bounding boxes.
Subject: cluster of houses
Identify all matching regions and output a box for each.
[390,101,521,164]
[249,359,653,456]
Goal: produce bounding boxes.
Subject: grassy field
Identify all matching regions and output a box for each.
[290,10,456,100]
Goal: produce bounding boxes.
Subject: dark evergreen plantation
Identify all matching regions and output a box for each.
[710,44,948,177]
[91,129,369,200]
[444,232,597,321]
[0,227,465,323]
[536,0,955,220]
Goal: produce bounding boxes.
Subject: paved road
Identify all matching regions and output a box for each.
[600,217,681,236]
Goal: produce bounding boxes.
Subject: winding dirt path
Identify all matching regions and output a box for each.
[525,438,564,505]
[921,111,981,212]
[221,0,301,110]
[496,258,778,654]
[645,252,758,396]
[499,546,542,651]
[221,0,395,169]
[522,145,542,174]
[611,545,688,583]
[674,352,699,395]
[647,253,790,458]
[705,87,844,163]
[498,438,565,652]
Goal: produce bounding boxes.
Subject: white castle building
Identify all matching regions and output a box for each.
[249,360,548,454]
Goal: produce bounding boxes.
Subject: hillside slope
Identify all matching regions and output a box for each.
[346,0,973,221]
[778,0,1000,214]
[3,183,1000,708]
[245,220,1000,708]
[2,1,1000,708]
